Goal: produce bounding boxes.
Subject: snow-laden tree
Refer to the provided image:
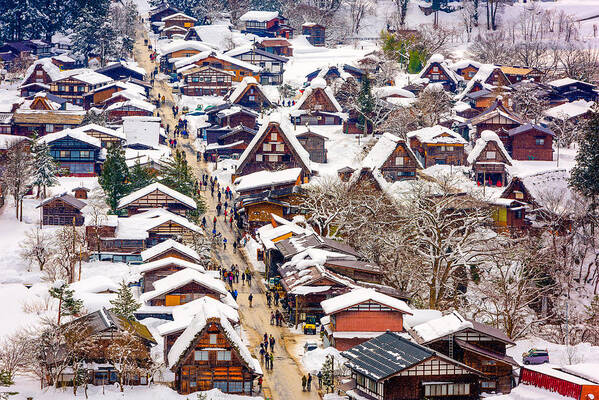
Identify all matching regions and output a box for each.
[510,83,548,124]
[469,31,513,64]
[300,177,353,238]
[20,228,54,272]
[570,107,599,209]
[0,332,29,386]
[106,330,150,392]
[49,281,83,324]
[460,0,477,42]
[381,106,419,140]
[344,0,374,37]
[110,281,141,321]
[413,84,453,127]
[30,135,59,199]
[99,143,130,212]
[0,139,33,220]
[398,177,493,309]
[51,225,86,284]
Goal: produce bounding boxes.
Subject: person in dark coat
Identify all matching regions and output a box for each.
[248,293,253,307]
[302,375,307,391]
[307,373,312,391]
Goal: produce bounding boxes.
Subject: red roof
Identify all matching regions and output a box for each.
[260,39,291,47]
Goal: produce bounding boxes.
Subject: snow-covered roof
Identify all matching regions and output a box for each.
[237,113,312,174]
[257,218,310,250]
[548,77,594,88]
[467,130,512,165]
[524,364,599,385]
[235,168,302,192]
[140,268,229,304]
[160,40,214,56]
[186,25,232,51]
[293,78,342,113]
[113,209,202,240]
[411,311,474,343]
[39,129,101,148]
[239,10,279,22]
[419,54,459,84]
[374,86,415,99]
[543,99,594,120]
[167,305,261,375]
[106,98,156,113]
[73,123,125,139]
[361,132,422,170]
[456,64,501,100]
[117,182,197,210]
[508,123,553,137]
[514,169,574,213]
[407,125,466,145]
[157,296,239,336]
[161,12,197,22]
[134,257,205,275]
[174,50,260,73]
[0,134,27,150]
[321,288,412,315]
[560,364,599,384]
[140,239,200,262]
[20,58,62,86]
[73,70,112,85]
[70,276,119,294]
[226,77,268,104]
[449,59,482,71]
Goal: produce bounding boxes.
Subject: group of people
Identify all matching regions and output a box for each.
[173,117,188,138]
[220,264,251,289]
[259,333,276,370]
[270,309,284,326]
[265,290,280,308]
[301,373,313,392]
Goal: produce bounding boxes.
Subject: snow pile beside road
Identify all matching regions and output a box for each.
[483,384,573,400]
[301,347,347,375]
[245,237,265,273]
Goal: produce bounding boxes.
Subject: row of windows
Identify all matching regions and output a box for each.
[246,21,267,28]
[59,162,94,174]
[423,383,470,397]
[56,85,86,92]
[188,76,229,83]
[256,153,291,162]
[262,143,285,152]
[194,350,232,361]
[51,150,93,159]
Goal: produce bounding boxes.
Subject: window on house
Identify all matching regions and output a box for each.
[276,144,284,152]
[217,76,224,82]
[248,95,255,101]
[59,150,70,158]
[58,85,66,91]
[486,151,496,159]
[270,132,277,141]
[256,154,263,161]
[263,143,271,151]
[268,154,278,162]
[432,66,439,72]
[515,209,523,219]
[446,146,454,151]
[395,156,404,166]
[536,138,545,145]
[514,190,524,199]
[209,334,217,344]
[36,70,43,76]
[45,124,54,133]
[481,381,497,389]
[194,350,209,361]
[432,74,440,80]
[80,151,91,159]
[217,350,231,361]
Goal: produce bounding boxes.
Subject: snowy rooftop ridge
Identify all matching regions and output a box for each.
[407,125,466,145]
[321,288,412,315]
[235,168,302,192]
[134,257,206,275]
[293,79,342,113]
[117,182,197,210]
[467,130,512,165]
[39,128,101,148]
[140,239,201,262]
[239,11,279,22]
[411,311,473,343]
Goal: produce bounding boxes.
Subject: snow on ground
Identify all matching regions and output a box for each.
[508,337,599,366]
[301,347,348,375]
[244,237,265,273]
[0,283,51,338]
[484,384,573,400]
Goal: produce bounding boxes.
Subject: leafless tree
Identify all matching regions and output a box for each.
[392,0,409,27]
[485,0,504,31]
[510,83,548,124]
[84,187,110,259]
[469,30,513,64]
[20,228,54,272]
[106,330,150,392]
[52,225,86,283]
[345,0,374,36]
[0,140,33,220]
[413,85,453,127]
[460,0,477,42]
[380,107,419,140]
[548,112,578,149]
[300,177,353,238]
[373,60,399,87]
[0,332,30,384]
[557,42,599,82]
[416,25,454,60]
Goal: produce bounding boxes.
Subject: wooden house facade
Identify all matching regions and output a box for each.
[302,23,325,46]
[180,66,234,96]
[257,39,293,57]
[162,12,196,31]
[467,131,513,187]
[291,79,344,126]
[225,77,273,111]
[37,193,86,226]
[96,62,146,81]
[407,126,467,168]
[141,239,201,264]
[137,258,206,293]
[453,62,480,81]
[233,120,312,181]
[499,66,543,84]
[296,129,328,163]
[116,183,197,217]
[467,98,526,141]
[42,130,102,176]
[226,47,287,85]
[548,78,597,102]
[173,52,260,82]
[213,106,258,129]
[74,124,125,148]
[507,123,554,161]
[239,11,293,38]
[359,132,422,183]
[12,97,85,137]
[418,54,459,92]
[169,312,261,395]
[342,332,482,400]
[50,71,112,107]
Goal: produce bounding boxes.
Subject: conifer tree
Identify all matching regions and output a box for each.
[320,354,335,393]
[129,160,156,192]
[99,144,130,212]
[49,282,83,324]
[30,135,59,199]
[356,75,375,134]
[161,149,196,198]
[570,108,599,210]
[110,281,140,320]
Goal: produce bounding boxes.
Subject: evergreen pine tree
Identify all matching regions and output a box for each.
[129,160,156,192]
[320,354,335,393]
[49,282,83,324]
[110,281,140,320]
[160,149,196,197]
[356,75,375,134]
[570,108,599,209]
[99,144,130,212]
[31,134,59,199]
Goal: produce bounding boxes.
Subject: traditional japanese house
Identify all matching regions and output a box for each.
[40,129,102,176]
[411,311,518,394]
[543,99,594,125]
[71,124,125,148]
[213,105,258,130]
[290,78,344,126]
[256,38,293,57]
[234,168,303,197]
[87,209,202,263]
[141,239,201,264]
[117,182,197,217]
[183,25,232,49]
[51,54,76,70]
[547,78,597,102]
[450,59,481,81]
[233,118,312,181]
[302,23,325,46]
[239,11,293,38]
[489,197,527,230]
[168,307,261,395]
[499,65,543,84]
[466,97,526,141]
[407,125,467,168]
[418,53,459,92]
[52,307,156,387]
[173,50,261,82]
[161,12,197,37]
[50,69,112,107]
[320,289,412,351]
[0,134,28,159]
[96,61,146,81]
[72,186,89,199]
[159,40,214,70]
[520,364,599,400]
[204,126,258,160]
[82,81,146,110]
[337,166,356,182]
[354,132,422,184]
[179,66,234,96]
[507,123,554,161]
[149,3,180,23]
[135,257,206,294]
[224,77,274,111]
[296,128,328,163]
[342,332,482,400]
[19,58,61,98]
[12,93,85,136]
[105,99,156,124]
[467,130,513,187]
[306,64,365,85]
[225,46,288,85]
[140,268,233,308]
[457,65,511,110]
[374,86,416,107]
[36,193,86,226]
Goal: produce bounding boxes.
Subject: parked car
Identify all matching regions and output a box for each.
[304,341,318,354]
[522,349,549,365]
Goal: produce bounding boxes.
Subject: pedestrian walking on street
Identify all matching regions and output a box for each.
[224,209,228,220]
[228,273,233,288]
[233,240,237,253]
[248,293,253,307]
[223,237,227,249]
[258,376,263,392]
[302,375,307,392]
[269,353,274,369]
[264,351,270,369]
[269,335,275,352]
[218,191,222,202]
[270,311,275,325]
[233,289,238,300]
[241,272,245,285]
[307,373,312,391]
[230,215,233,228]
[259,347,265,363]
[274,291,280,306]
[235,270,239,283]
[247,272,252,286]
[266,292,271,308]
[318,371,322,388]
[263,333,268,342]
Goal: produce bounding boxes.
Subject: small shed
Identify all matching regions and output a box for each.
[520,364,599,400]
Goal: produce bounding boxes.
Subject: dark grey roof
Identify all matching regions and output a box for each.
[342,332,433,381]
[508,123,554,137]
[233,47,288,63]
[37,193,87,210]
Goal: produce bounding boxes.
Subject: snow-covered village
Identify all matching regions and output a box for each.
[1,0,599,399]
